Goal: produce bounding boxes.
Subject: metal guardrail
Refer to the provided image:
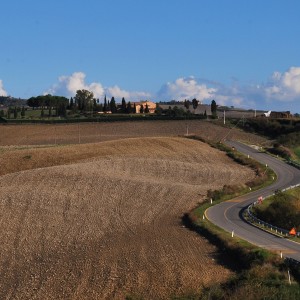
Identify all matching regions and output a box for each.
[245,183,300,238]
[288,160,300,170]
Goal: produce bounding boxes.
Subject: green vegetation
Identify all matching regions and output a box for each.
[180,136,300,299]
[293,146,300,162]
[232,118,300,163]
[253,188,300,231]
[211,99,217,118]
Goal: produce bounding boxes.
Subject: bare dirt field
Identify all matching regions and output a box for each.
[0,122,261,299]
[0,119,268,147]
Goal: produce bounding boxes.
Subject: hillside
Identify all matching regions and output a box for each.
[0,136,255,299]
[0,96,27,108]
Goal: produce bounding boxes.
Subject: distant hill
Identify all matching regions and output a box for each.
[0,96,27,108]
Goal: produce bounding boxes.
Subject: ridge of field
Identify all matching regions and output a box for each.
[0,136,255,299]
[0,120,268,147]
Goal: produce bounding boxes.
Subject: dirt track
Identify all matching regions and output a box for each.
[0,136,255,299]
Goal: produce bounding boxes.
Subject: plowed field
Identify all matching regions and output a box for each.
[0,135,256,299]
[0,119,268,146]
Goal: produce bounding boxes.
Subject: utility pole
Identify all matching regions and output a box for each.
[224,110,226,125]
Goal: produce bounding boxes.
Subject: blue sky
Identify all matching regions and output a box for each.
[1,0,300,113]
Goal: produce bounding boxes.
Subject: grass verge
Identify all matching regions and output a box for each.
[179,136,300,299]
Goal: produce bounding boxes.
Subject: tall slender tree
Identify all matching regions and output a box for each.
[121,97,127,113]
[211,99,217,118]
[139,104,144,114]
[192,98,199,110]
[21,106,25,118]
[110,97,117,113]
[103,95,108,112]
[126,101,132,114]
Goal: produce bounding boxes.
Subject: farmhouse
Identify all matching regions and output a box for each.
[270,111,292,118]
[133,100,156,113]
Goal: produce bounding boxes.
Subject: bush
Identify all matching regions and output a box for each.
[254,192,300,230]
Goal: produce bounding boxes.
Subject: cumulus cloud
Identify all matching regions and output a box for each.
[44,68,300,112]
[46,72,104,98]
[0,80,8,96]
[106,85,151,100]
[156,68,300,112]
[156,76,251,108]
[265,67,300,101]
[46,72,151,101]
[157,76,217,102]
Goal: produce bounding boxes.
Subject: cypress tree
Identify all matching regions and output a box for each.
[121,97,126,113]
[110,97,117,113]
[126,101,132,114]
[211,100,217,118]
[14,106,18,119]
[103,95,108,112]
[145,103,150,113]
[21,106,25,118]
[140,104,144,114]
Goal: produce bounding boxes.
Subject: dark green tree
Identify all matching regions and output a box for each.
[20,106,25,118]
[57,102,67,117]
[126,101,132,114]
[121,97,127,113]
[69,97,74,110]
[133,103,136,113]
[139,104,144,114]
[192,98,199,110]
[14,106,18,119]
[155,103,162,115]
[7,107,11,119]
[145,103,150,113]
[211,99,217,118]
[103,95,108,112]
[93,99,97,111]
[184,99,190,109]
[110,97,117,113]
[41,107,45,118]
[74,89,94,112]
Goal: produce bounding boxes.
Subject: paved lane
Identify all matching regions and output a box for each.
[206,141,300,261]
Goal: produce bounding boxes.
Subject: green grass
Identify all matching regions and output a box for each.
[251,187,300,235]
[181,136,300,298]
[293,146,300,162]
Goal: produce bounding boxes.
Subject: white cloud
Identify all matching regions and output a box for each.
[0,80,8,96]
[106,85,151,100]
[157,76,217,101]
[46,72,151,101]
[43,68,300,112]
[156,76,251,108]
[156,69,300,113]
[265,66,300,101]
[46,72,104,98]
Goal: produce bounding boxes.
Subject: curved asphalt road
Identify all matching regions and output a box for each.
[206,141,300,261]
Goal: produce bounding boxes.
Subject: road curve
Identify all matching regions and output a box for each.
[206,141,300,261]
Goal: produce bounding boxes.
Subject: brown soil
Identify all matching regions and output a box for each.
[0,119,268,147]
[0,123,258,299]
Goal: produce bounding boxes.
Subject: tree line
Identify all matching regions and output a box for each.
[1,89,218,119]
